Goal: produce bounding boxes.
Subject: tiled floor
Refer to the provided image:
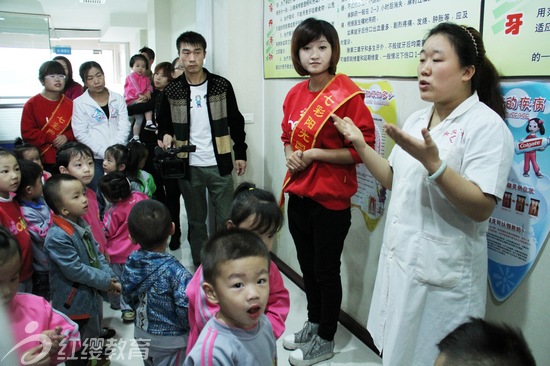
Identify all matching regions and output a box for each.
[100,234,383,365]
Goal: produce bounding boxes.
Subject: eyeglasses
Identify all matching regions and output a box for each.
[45,74,66,80]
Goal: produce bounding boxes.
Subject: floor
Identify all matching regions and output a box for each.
[97,232,383,365]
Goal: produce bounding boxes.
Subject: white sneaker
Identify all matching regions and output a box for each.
[289,334,335,366]
[283,321,319,350]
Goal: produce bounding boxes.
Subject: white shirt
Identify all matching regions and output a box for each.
[189,81,216,166]
[367,93,514,366]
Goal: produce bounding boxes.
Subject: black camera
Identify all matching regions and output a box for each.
[153,145,196,179]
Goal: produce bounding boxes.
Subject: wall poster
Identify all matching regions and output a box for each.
[488,81,550,301]
[264,0,482,78]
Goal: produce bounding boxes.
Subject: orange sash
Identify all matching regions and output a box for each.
[280,74,363,206]
[40,94,72,156]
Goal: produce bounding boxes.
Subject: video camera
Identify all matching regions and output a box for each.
[153,145,196,179]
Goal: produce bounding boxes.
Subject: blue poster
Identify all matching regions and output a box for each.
[488,81,550,301]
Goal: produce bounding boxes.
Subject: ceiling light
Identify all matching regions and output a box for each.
[79,0,106,4]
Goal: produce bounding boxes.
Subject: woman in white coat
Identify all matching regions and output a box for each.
[332,22,514,366]
[72,61,131,191]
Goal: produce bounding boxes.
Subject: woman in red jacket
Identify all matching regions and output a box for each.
[20,60,75,173]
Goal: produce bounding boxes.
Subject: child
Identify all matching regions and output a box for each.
[186,182,289,353]
[102,144,130,175]
[43,174,121,364]
[99,171,148,323]
[0,226,81,365]
[12,137,52,182]
[15,160,53,300]
[56,141,107,254]
[125,53,155,142]
[435,318,536,366]
[127,140,156,198]
[184,228,277,365]
[0,149,33,292]
[122,200,192,365]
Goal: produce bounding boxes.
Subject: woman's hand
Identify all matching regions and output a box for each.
[384,124,442,174]
[52,134,68,148]
[332,115,366,148]
[286,150,309,174]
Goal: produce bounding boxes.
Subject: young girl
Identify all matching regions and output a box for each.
[125,54,155,141]
[0,149,33,292]
[185,182,290,354]
[280,18,375,366]
[16,160,53,301]
[523,117,545,177]
[127,140,156,198]
[99,171,148,323]
[13,138,52,183]
[103,144,130,175]
[0,226,80,365]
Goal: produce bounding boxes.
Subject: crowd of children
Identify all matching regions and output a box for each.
[0,133,292,365]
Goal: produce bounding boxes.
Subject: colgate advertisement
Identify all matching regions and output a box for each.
[488,81,550,301]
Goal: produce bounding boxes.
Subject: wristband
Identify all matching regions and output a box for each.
[427,160,447,182]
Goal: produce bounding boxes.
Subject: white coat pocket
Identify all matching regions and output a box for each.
[413,230,465,288]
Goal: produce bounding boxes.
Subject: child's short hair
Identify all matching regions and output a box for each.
[12,138,39,160]
[128,200,172,250]
[437,317,536,366]
[0,148,16,160]
[104,144,130,171]
[230,182,283,237]
[16,160,42,196]
[129,54,149,70]
[99,172,131,202]
[201,228,270,284]
[43,174,80,215]
[0,226,21,266]
[55,141,93,172]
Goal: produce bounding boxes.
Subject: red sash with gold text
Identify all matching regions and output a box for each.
[280,74,363,206]
[40,94,72,156]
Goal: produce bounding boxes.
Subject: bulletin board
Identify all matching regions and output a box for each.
[263,0,550,78]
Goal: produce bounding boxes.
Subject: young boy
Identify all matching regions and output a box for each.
[435,317,536,366]
[0,226,81,365]
[16,159,52,300]
[184,228,277,366]
[122,200,192,365]
[43,174,121,365]
[0,149,33,292]
[56,141,107,254]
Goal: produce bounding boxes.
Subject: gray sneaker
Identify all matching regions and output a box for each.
[289,334,335,366]
[283,321,320,350]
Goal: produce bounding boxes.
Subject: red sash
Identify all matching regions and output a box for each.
[279,74,363,206]
[40,95,72,156]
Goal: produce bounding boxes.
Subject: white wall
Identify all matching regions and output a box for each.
[153,1,550,363]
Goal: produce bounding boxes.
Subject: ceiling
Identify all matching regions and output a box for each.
[1,0,148,41]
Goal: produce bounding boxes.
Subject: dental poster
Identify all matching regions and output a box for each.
[351,80,397,231]
[488,81,550,301]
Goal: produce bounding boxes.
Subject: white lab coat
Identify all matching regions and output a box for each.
[367,93,514,366]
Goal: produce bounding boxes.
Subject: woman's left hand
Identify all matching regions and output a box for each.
[52,135,68,148]
[384,124,442,174]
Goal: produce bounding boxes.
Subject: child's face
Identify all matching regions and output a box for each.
[102,153,119,174]
[0,155,21,199]
[0,253,20,305]
[58,179,89,221]
[132,59,147,76]
[60,153,94,186]
[229,215,275,252]
[22,149,44,169]
[206,256,270,330]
